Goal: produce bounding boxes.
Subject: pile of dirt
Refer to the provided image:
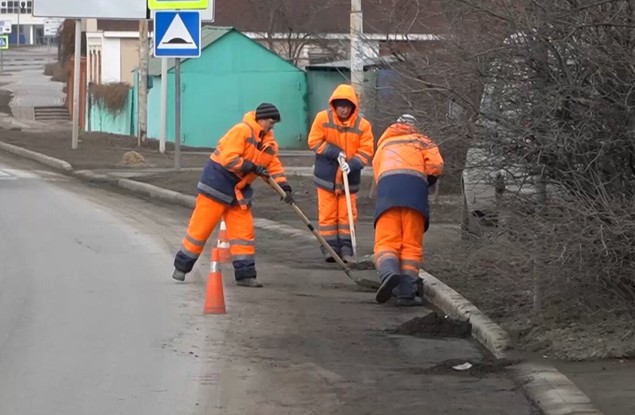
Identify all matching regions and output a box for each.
[117,150,148,167]
[391,312,472,339]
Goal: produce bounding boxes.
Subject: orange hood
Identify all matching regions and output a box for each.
[328,84,360,121]
[242,111,270,139]
[378,123,418,146]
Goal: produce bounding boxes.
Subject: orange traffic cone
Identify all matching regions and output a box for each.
[203,247,226,314]
[216,219,231,263]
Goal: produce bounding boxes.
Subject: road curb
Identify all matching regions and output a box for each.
[117,178,196,209]
[513,362,604,415]
[419,271,511,359]
[419,271,604,415]
[0,141,73,172]
[0,141,604,415]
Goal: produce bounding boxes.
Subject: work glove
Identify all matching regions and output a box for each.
[252,164,269,178]
[338,152,351,175]
[279,183,294,204]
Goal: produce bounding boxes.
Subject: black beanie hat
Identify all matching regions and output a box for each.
[255,103,281,122]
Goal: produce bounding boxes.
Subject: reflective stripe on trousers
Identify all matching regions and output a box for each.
[173,193,257,280]
[317,187,357,255]
[374,207,425,298]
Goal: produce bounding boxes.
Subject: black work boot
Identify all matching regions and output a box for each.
[321,246,339,263]
[172,268,186,282]
[236,278,263,288]
[395,296,424,307]
[375,273,401,304]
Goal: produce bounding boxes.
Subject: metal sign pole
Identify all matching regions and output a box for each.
[174,57,181,170]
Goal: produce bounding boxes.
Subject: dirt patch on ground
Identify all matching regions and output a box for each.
[0,128,209,169]
[391,312,472,339]
[0,128,313,171]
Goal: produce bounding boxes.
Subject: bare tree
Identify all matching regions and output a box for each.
[244,0,347,66]
[363,0,635,322]
[452,0,635,313]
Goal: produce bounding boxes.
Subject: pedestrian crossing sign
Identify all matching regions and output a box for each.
[148,0,208,10]
[153,10,201,58]
[0,35,8,50]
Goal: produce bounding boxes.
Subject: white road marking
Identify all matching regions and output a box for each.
[0,168,67,181]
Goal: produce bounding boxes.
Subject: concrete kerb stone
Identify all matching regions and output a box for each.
[0,141,604,415]
[418,271,604,415]
[419,270,511,359]
[117,178,196,209]
[0,141,73,172]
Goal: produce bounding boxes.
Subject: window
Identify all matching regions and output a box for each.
[0,1,32,14]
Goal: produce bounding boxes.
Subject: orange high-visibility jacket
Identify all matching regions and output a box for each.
[308,84,374,193]
[198,111,288,208]
[372,122,444,231]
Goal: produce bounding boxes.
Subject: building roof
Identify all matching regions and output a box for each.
[305,55,401,70]
[97,0,447,35]
[147,26,232,76]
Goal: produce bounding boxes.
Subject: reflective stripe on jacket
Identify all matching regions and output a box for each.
[199,111,288,208]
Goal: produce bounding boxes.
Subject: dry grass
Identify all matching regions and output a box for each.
[89,82,131,114]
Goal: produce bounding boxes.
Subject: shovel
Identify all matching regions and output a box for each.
[267,177,379,290]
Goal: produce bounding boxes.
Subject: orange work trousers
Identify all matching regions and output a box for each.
[317,187,357,256]
[374,207,425,299]
[174,194,256,280]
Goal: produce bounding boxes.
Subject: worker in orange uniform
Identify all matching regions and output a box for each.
[373,114,444,306]
[172,103,294,287]
[307,84,374,263]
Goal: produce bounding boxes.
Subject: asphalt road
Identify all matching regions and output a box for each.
[0,154,208,414]
[0,153,537,414]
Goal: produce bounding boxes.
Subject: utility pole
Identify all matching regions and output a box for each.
[350,0,364,108]
[138,19,149,147]
[71,19,81,150]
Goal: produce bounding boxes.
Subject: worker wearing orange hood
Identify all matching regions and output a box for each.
[308,84,374,262]
[373,114,444,306]
[172,103,293,287]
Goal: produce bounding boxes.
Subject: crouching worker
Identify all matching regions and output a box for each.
[373,114,444,306]
[172,103,294,287]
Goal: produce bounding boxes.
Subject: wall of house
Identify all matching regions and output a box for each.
[120,38,138,85]
[146,74,170,141]
[101,37,121,83]
[182,32,308,148]
[88,90,134,135]
[306,68,383,138]
[307,70,349,124]
[141,31,309,149]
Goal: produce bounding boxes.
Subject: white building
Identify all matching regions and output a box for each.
[0,0,54,45]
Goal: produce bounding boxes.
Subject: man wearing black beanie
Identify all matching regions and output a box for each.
[171,102,293,288]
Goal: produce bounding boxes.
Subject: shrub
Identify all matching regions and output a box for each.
[89,82,131,115]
